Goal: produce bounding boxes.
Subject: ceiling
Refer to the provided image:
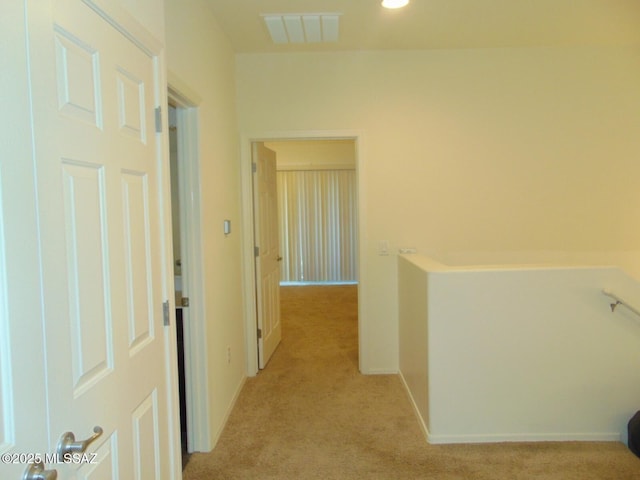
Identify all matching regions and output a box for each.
[205,0,640,53]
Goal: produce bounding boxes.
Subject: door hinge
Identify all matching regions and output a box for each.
[257,328,262,339]
[181,297,190,307]
[155,106,162,133]
[252,162,257,173]
[163,300,170,326]
[254,246,259,257]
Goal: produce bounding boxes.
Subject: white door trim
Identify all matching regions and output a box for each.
[240,130,368,376]
[168,77,211,452]
[83,0,163,54]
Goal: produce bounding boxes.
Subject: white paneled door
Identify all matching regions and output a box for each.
[252,143,282,369]
[1,1,175,479]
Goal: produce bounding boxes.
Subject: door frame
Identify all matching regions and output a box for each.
[167,74,212,452]
[240,130,367,376]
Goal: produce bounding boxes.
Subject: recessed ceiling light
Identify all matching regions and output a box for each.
[381,0,409,9]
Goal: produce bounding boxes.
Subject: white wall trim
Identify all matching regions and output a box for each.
[168,84,211,453]
[366,368,398,375]
[240,130,368,375]
[167,70,202,106]
[399,371,429,443]
[401,369,623,445]
[427,432,623,445]
[211,376,247,447]
[276,164,356,172]
[82,0,163,55]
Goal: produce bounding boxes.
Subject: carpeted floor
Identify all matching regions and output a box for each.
[182,285,640,479]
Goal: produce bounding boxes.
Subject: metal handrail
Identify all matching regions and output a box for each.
[602,289,640,317]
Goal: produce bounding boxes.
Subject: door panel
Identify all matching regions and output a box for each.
[131,391,161,479]
[54,26,102,128]
[25,1,171,478]
[0,2,49,477]
[253,143,282,368]
[122,171,155,356]
[116,69,147,142]
[61,160,114,394]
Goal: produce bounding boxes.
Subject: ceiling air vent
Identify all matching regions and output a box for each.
[262,13,341,44]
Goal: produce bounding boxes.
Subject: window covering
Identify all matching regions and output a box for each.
[277,169,358,283]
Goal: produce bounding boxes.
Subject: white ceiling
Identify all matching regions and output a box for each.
[205,0,640,53]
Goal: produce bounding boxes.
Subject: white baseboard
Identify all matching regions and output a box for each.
[398,371,622,445]
[399,371,430,443]
[210,375,247,449]
[427,432,622,444]
[362,368,398,375]
[280,281,358,286]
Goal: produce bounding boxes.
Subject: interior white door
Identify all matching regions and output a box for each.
[0,2,51,478]
[253,143,282,369]
[13,1,173,478]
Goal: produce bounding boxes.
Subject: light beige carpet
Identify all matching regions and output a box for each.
[182,285,640,479]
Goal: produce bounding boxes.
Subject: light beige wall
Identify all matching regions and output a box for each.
[165,0,245,447]
[265,140,356,170]
[399,254,640,443]
[236,47,640,372]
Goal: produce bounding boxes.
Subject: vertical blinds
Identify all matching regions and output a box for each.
[277,169,358,283]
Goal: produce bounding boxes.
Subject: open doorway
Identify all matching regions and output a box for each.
[168,104,189,466]
[266,140,358,286]
[243,134,364,375]
[167,83,211,461]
